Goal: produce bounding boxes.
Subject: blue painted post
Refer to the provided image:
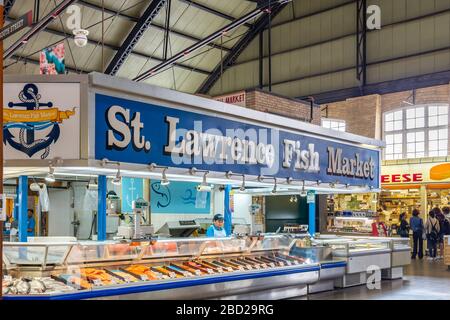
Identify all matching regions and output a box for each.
[308,202,316,237]
[18,176,28,242]
[224,185,232,236]
[97,175,107,241]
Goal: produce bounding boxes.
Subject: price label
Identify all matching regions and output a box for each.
[207,268,214,274]
[4,275,13,282]
[217,268,224,273]
[292,260,299,265]
[286,261,292,266]
[246,265,253,270]
[269,263,275,268]
[226,267,233,272]
[140,275,149,281]
[183,272,192,277]
[260,263,268,268]
[278,262,285,267]
[169,272,176,278]
[238,266,245,271]
[93,279,102,286]
[253,264,260,269]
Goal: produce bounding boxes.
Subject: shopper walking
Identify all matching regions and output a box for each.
[398,213,410,238]
[433,207,446,259]
[410,209,424,259]
[425,211,440,260]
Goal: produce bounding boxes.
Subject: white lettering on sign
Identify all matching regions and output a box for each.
[164,116,275,167]
[282,139,320,172]
[106,106,151,152]
[327,147,375,179]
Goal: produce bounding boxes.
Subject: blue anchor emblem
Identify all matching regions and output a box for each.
[3,84,61,159]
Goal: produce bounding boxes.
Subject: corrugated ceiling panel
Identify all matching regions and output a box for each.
[236,2,355,64]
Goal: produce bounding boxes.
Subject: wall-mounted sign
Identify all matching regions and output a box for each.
[213,91,246,107]
[0,11,33,41]
[3,83,80,160]
[150,180,211,214]
[95,94,380,188]
[381,162,450,184]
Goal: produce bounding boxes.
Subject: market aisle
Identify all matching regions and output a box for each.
[298,259,450,300]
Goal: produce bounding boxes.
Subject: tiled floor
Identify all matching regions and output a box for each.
[305,259,450,300]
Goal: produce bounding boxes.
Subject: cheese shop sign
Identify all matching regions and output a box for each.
[95,94,380,188]
[381,162,450,184]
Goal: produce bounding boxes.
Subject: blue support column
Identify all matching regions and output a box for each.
[97,175,107,241]
[308,201,316,237]
[224,185,232,236]
[18,176,28,242]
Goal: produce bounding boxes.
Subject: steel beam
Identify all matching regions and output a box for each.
[134,0,285,82]
[356,0,367,88]
[105,0,167,76]
[179,0,253,28]
[4,0,77,59]
[299,70,450,104]
[197,1,288,94]
[5,16,210,76]
[3,0,16,20]
[77,0,230,52]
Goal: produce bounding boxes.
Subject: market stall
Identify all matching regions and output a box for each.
[2,73,383,299]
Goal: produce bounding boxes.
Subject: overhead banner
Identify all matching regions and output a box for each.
[95,94,380,188]
[40,43,66,75]
[381,162,450,184]
[3,83,80,160]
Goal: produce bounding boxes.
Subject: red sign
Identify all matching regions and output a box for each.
[381,173,423,184]
[214,91,246,107]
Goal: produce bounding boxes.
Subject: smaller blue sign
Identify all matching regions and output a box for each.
[121,177,144,213]
[151,180,211,214]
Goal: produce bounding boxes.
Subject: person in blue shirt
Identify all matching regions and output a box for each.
[206,214,227,238]
[410,208,424,259]
[27,209,36,237]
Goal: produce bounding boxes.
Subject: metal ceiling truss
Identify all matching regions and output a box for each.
[105,0,167,76]
[134,0,290,83]
[77,0,229,53]
[4,0,78,59]
[178,0,253,28]
[4,17,211,76]
[356,0,367,89]
[3,0,16,20]
[197,1,289,94]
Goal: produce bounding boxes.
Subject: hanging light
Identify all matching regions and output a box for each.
[45,165,56,183]
[197,171,212,192]
[161,168,170,186]
[149,163,170,186]
[300,180,307,197]
[271,179,277,194]
[240,175,246,192]
[112,166,122,186]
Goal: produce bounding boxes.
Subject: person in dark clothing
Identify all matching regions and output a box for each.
[426,210,440,260]
[410,209,424,259]
[433,207,445,259]
[398,213,410,238]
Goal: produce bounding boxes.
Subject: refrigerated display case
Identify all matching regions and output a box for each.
[2,235,322,300]
[313,237,391,288]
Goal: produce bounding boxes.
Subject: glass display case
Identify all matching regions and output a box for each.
[312,237,391,257]
[2,235,322,300]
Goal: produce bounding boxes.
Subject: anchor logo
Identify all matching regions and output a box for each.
[3,83,76,159]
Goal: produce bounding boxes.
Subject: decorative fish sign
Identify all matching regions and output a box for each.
[3,83,76,159]
[151,181,171,208]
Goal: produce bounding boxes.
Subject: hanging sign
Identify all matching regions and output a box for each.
[40,43,66,75]
[0,11,33,41]
[3,82,80,160]
[94,94,380,188]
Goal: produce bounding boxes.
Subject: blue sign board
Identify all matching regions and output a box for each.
[121,177,144,213]
[95,94,380,188]
[150,180,211,214]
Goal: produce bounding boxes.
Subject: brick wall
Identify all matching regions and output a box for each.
[321,94,381,139]
[321,84,450,139]
[245,89,322,125]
